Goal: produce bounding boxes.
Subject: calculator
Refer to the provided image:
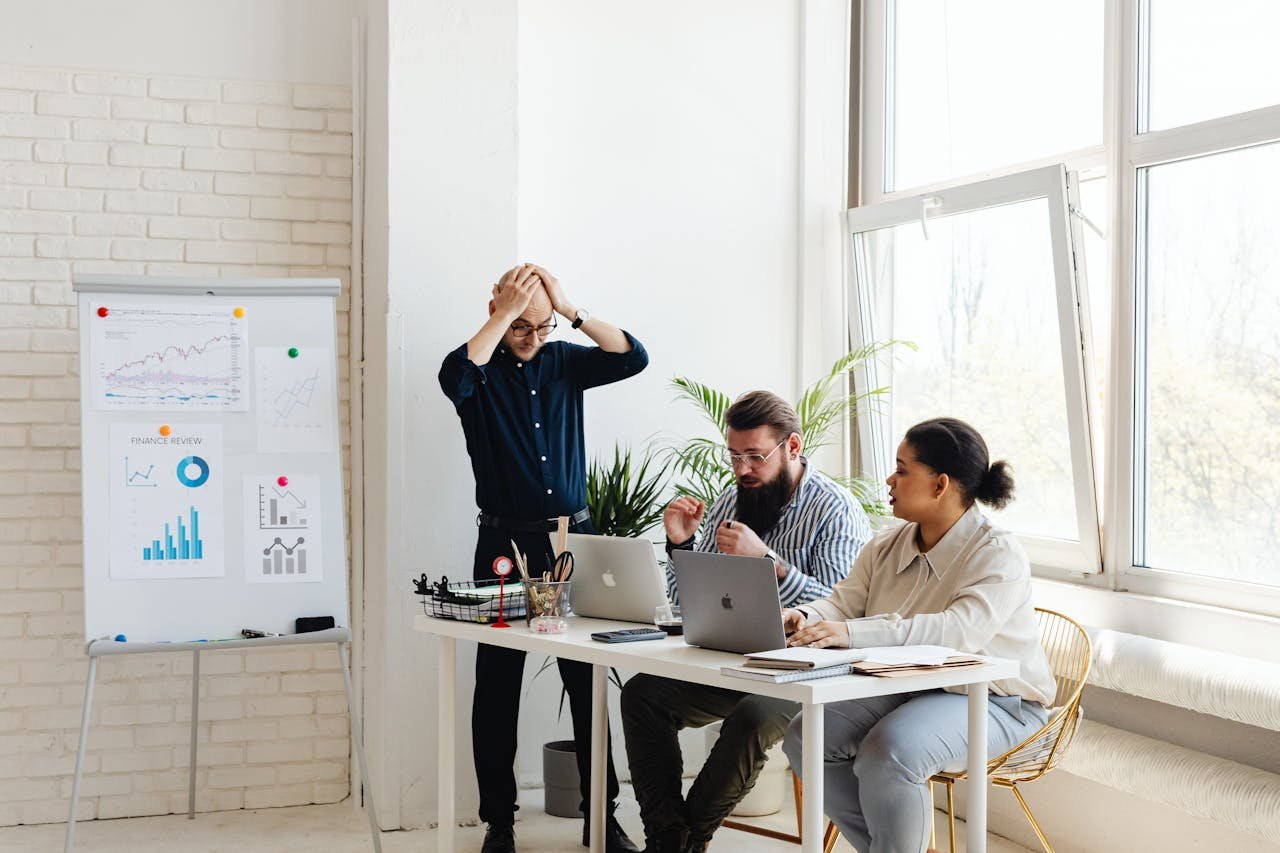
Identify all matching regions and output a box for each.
[590,627,667,643]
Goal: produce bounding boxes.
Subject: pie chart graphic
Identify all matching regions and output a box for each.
[176,455,210,488]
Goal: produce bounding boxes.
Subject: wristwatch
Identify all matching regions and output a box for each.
[765,548,783,568]
[571,308,590,329]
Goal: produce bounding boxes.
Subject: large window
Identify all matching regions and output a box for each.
[856,1,1280,615]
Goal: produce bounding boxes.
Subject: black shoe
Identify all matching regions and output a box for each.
[481,821,516,853]
[641,829,686,853]
[582,812,641,852]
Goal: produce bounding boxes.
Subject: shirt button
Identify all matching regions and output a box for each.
[535,422,541,429]
[546,489,553,495]
[517,363,523,368]
[531,390,537,396]
[541,455,547,461]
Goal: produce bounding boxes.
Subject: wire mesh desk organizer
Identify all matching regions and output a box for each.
[414,574,526,624]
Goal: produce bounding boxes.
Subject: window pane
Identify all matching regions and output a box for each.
[1144,0,1280,132]
[1140,143,1280,585]
[857,198,1080,540]
[890,0,1103,192]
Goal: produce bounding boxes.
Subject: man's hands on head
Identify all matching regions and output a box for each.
[663,496,705,543]
[527,264,575,319]
[715,518,768,559]
[492,264,543,321]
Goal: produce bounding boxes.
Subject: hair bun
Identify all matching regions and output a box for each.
[975,460,1015,510]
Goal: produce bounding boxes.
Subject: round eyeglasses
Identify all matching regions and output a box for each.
[720,438,786,469]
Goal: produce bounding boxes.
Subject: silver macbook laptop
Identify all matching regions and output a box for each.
[553,533,669,624]
[670,550,787,654]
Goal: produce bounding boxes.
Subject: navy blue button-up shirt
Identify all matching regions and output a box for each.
[438,332,649,520]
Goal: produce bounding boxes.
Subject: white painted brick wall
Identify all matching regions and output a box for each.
[0,64,354,827]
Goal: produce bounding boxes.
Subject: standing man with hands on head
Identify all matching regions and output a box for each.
[439,263,648,853]
[620,391,872,853]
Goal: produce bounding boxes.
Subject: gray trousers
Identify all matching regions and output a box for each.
[782,690,1046,853]
[620,674,800,846]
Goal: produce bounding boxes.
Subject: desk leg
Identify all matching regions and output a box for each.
[589,664,607,853]
[188,649,199,819]
[800,701,824,853]
[438,637,456,853]
[967,683,989,853]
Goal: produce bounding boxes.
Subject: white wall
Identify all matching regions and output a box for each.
[0,0,355,86]
[364,0,813,827]
[512,0,803,788]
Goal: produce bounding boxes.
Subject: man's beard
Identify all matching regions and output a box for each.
[735,467,796,536]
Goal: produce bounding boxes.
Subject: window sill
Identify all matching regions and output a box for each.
[1030,576,1280,663]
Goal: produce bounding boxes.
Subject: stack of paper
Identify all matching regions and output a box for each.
[721,662,856,683]
[852,645,983,677]
[742,647,869,670]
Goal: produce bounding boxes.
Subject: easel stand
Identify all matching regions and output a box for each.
[64,628,380,853]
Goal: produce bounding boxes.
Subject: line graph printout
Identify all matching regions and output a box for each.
[109,423,225,579]
[90,303,248,411]
[242,475,323,584]
[254,347,336,454]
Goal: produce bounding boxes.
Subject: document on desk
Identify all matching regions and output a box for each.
[857,645,958,666]
[743,647,869,670]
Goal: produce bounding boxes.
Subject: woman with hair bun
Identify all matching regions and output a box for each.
[780,417,1055,853]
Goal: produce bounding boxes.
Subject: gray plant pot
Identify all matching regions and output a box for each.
[542,739,582,818]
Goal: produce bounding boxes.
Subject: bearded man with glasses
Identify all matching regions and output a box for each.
[439,263,648,853]
[620,390,871,853]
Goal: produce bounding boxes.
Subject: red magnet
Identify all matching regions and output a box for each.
[97,307,109,318]
[277,476,289,487]
[491,556,514,628]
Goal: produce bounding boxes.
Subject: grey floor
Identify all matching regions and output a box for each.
[1,784,1032,852]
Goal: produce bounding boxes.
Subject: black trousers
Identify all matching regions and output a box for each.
[470,521,621,825]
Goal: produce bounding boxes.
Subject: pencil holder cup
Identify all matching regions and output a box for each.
[525,580,571,634]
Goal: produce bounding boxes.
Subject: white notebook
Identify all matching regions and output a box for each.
[743,647,869,670]
[721,662,856,683]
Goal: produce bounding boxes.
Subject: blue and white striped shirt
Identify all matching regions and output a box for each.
[666,460,872,608]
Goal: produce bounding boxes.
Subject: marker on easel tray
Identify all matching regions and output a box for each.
[287,347,299,359]
[96,306,109,318]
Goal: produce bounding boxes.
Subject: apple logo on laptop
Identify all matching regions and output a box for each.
[721,594,733,610]
[601,570,617,588]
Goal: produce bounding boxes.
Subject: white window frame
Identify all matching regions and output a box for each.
[847,165,1102,575]
[855,0,1280,617]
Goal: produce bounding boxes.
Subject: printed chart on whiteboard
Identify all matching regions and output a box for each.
[90,303,248,411]
[109,423,225,579]
[242,475,324,583]
[254,347,336,454]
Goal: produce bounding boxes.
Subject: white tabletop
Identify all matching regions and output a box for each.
[413,613,1020,702]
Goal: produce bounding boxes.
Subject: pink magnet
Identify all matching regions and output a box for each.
[277,476,288,487]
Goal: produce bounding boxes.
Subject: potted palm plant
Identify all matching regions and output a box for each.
[670,342,907,517]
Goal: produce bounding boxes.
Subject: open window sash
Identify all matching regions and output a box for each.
[846,165,1102,574]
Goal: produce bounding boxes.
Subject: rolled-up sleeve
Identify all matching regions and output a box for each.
[438,343,488,409]
[567,331,649,390]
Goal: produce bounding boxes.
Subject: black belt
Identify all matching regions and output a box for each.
[476,507,591,533]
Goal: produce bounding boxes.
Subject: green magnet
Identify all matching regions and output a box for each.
[287,347,299,358]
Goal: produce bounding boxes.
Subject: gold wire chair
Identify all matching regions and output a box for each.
[785,608,1093,853]
[928,608,1093,853]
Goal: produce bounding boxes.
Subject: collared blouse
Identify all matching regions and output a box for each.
[795,504,1056,706]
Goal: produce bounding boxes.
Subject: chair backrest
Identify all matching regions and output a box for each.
[988,607,1092,782]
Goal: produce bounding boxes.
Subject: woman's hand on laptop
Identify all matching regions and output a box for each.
[786,619,851,649]
[664,496,706,542]
[781,608,808,635]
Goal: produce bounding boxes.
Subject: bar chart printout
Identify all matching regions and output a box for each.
[243,475,323,583]
[141,506,204,561]
[108,423,225,580]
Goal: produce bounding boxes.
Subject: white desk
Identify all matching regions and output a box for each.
[414,614,1019,853]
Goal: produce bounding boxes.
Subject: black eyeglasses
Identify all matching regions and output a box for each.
[510,320,557,339]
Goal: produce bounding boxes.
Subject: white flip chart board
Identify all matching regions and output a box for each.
[73,275,349,644]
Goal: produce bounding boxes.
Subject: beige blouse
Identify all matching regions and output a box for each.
[795,504,1056,707]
